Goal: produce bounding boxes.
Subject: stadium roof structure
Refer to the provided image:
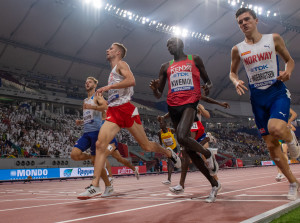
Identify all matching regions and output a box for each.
[0,0,299,104]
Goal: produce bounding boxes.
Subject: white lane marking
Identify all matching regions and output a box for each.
[55,200,185,223]
[236,194,287,197]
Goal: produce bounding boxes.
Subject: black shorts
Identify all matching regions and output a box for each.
[168,101,198,124]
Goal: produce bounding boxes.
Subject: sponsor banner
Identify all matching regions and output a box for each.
[0,168,60,181]
[162,161,167,172]
[111,166,146,175]
[261,160,275,166]
[237,159,243,167]
[60,167,94,178]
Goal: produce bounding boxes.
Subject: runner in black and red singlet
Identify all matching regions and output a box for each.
[150,37,220,201]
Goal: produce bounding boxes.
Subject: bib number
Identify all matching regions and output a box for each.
[170,72,194,92]
[83,110,94,124]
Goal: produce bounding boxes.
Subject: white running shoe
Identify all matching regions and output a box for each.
[287,182,299,201]
[167,147,181,169]
[275,173,285,182]
[162,180,171,185]
[108,177,114,185]
[169,184,184,194]
[134,167,140,180]
[206,149,219,176]
[287,130,300,159]
[205,182,222,203]
[77,184,101,200]
[101,186,114,197]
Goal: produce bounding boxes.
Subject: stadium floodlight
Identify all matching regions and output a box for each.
[82,1,212,41]
[92,0,102,9]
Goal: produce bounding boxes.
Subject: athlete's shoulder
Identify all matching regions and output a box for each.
[117,60,130,69]
[161,61,169,72]
[272,33,282,41]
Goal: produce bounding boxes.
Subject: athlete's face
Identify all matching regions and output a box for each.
[167,39,182,55]
[85,79,96,92]
[106,44,120,60]
[237,12,258,34]
[160,121,167,129]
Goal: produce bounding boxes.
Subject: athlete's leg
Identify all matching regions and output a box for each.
[91,156,111,187]
[176,108,211,158]
[167,158,174,182]
[179,149,190,188]
[186,149,219,187]
[268,118,293,143]
[111,150,135,171]
[263,134,297,183]
[70,147,91,161]
[92,121,120,187]
[106,159,113,178]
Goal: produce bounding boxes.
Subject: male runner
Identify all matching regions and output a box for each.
[150,37,218,175]
[79,43,181,199]
[70,77,114,198]
[230,8,300,200]
[158,119,178,185]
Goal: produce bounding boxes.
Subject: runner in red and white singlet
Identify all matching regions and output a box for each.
[78,42,181,199]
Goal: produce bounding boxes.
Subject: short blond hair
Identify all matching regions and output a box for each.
[113,42,127,58]
[87,76,98,85]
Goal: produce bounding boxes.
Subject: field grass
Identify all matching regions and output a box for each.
[271,205,300,223]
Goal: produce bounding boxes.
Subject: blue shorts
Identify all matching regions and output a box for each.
[74,130,118,156]
[250,81,290,136]
[196,133,207,143]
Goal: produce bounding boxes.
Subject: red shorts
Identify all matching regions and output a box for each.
[106,102,142,128]
[190,121,205,140]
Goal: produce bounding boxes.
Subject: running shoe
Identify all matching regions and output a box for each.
[287,182,299,201]
[169,184,184,194]
[101,186,114,197]
[134,167,140,180]
[162,180,171,185]
[77,184,101,200]
[167,147,181,169]
[275,173,285,182]
[287,130,300,159]
[206,148,219,176]
[205,182,222,203]
[109,177,114,185]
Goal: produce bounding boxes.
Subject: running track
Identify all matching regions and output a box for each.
[0,165,300,223]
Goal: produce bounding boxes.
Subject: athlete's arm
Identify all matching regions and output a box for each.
[94,95,109,111]
[201,95,230,109]
[96,61,135,94]
[193,55,212,96]
[274,33,295,82]
[75,120,84,126]
[230,46,248,95]
[150,63,168,99]
[158,131,163,145]
[197,104,210,119]
[157,112,170,123]
[288,108,297,126]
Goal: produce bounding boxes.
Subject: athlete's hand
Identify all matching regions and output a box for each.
[222,102,230,109]
[75,120,83,126]
[83,103,90,109]
[277,70,291,82]
[234,80,248,95]
[149,79,159,91]
[96,86,110,95]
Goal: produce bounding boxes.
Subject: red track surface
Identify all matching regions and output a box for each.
[0,165,300,223]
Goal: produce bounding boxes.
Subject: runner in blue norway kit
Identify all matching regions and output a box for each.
[230,8,300,200]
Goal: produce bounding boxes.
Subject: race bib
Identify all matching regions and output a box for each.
[249,70,276,88]
[163,137,174,146]
[170,72,194,92]
[191,122,198,130]
[83,110,94,124]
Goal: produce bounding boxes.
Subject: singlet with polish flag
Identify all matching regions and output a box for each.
[236,34,279,92]
[107,65,134,107]
[166,55,201,106]
[83,95,102,133]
